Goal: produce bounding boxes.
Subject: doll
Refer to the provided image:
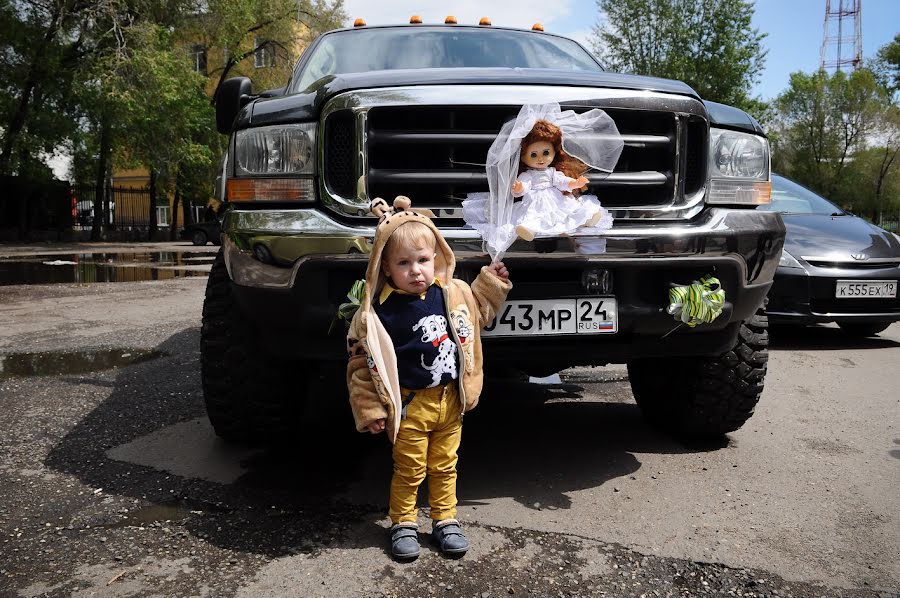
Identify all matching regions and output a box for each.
[461,103,622,262]
[510,119,608,241]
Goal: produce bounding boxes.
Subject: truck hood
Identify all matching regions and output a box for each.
[238,68,702,129]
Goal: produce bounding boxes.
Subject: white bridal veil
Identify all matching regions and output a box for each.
[465,103,624,261]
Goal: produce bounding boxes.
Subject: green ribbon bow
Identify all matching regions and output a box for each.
[329,279,366,334]
[666,274,725,328]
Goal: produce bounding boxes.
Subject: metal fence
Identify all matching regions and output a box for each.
[73,185,169,230]
[879,213,899,233]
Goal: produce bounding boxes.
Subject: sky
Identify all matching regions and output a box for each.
[341,0,899,101]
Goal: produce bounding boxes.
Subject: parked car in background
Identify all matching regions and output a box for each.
[181,219,222,246]
[761,174,900,336]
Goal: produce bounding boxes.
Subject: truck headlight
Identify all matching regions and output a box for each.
[707,128,771,205]
[234,123,316,175]
[228,123,317,203]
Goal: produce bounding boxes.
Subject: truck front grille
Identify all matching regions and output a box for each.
[324,110,356,199]
[362,105,704,214]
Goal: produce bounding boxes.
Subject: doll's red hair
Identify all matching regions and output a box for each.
[519,119,589,188]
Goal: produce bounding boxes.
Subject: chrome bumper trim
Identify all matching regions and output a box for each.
[222,207,784,290]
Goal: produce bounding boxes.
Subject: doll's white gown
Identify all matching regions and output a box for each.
[463,167,613,239]
[512,167,611,236]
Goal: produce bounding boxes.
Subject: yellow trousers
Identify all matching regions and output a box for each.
[389,383,462,525]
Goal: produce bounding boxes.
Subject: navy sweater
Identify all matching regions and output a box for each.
[374,284,459,390]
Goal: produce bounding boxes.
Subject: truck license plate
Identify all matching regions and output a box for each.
[835,280,897,298]
[482,298,618,337]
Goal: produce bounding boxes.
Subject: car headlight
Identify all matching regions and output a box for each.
[707,128,771,205]
[778,249,803,269]
[234,123,316,175]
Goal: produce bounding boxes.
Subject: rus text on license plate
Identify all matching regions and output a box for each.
[834,280,897,298]
[482,298,618,337]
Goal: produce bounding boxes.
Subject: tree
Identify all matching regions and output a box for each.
[0,0,100,180]
[182,0,346,103]
[871,33,900,99]
[590,0,767,114]
[104,22,220,240]
[772,69,885,200]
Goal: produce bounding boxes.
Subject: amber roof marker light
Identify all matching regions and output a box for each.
[479,17,492,26]
[532,23,544,31]
[353,17,366,27]
[444,15,458,24]
[410,15,422,24]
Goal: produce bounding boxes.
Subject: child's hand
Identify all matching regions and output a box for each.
[512,180,524,194]
[367,419,386,434]
[488,261,509,280]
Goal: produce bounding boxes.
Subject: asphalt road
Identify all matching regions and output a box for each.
[0,244,897,597]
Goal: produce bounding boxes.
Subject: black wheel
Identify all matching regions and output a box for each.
[628,305,769,440]
[201,250,307,443]
[191,230,208,246]
[837,322,891,337]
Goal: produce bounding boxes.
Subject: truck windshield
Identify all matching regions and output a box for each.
[293,28,602,91]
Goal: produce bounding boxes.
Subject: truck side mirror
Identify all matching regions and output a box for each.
[216,77,253,134]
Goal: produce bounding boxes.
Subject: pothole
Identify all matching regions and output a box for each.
[0,348,165,378]
[0,252,215,285]
[104,499,226,528]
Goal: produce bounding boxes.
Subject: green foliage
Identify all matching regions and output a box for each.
[771,63,900,223]
[772,69,887,200]
[1,0,345,223]
[590,0,767,114]
[0,0,94,179]
[191,0,347,99]
[871,33,900,98]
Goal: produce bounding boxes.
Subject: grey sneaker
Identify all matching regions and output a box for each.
[432,519,468,556]
[389,524,420,561]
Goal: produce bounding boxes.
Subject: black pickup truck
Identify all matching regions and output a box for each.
[203,21,785,443]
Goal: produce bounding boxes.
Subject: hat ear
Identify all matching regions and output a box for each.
[393,195,436,219]
[393,196,411,211]
[370,197,392,218]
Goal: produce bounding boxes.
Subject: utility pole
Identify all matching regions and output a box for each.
[820,0,863,72]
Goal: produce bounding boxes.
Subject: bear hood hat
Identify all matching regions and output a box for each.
[362,196,456,312]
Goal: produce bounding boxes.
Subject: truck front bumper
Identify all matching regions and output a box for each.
[221,207,784,364]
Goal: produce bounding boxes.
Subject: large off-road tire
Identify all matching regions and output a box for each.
[837,322,891,337]
[201,250,307,443]
[191,230,208,246]
[627,306,769,440]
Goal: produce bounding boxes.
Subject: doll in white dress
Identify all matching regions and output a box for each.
[462,103,623,262]
[511,119,607,241]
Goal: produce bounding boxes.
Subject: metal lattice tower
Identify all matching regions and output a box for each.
[820,0,863,72]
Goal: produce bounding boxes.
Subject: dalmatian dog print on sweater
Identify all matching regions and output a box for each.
[413,314,458,387]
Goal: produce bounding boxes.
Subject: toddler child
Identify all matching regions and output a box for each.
[346,196,512,560]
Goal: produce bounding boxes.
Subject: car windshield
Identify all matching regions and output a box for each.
[758,175,845,215]
[292,27,602,91]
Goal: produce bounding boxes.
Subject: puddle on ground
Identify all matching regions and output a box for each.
[0,348,165,379]
[104,499,225,528]
[0,252,216,285]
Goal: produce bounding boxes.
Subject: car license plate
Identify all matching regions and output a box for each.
[835,280,897,298]
[483,298,618,337]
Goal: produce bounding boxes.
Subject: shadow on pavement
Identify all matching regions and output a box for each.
[44,328,724,558]
[768,324,899,351]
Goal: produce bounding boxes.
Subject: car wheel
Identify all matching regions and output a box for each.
[627,304,769,441]
[201,250,308,443]
[192,230,208,246]
[837,322,891,337]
